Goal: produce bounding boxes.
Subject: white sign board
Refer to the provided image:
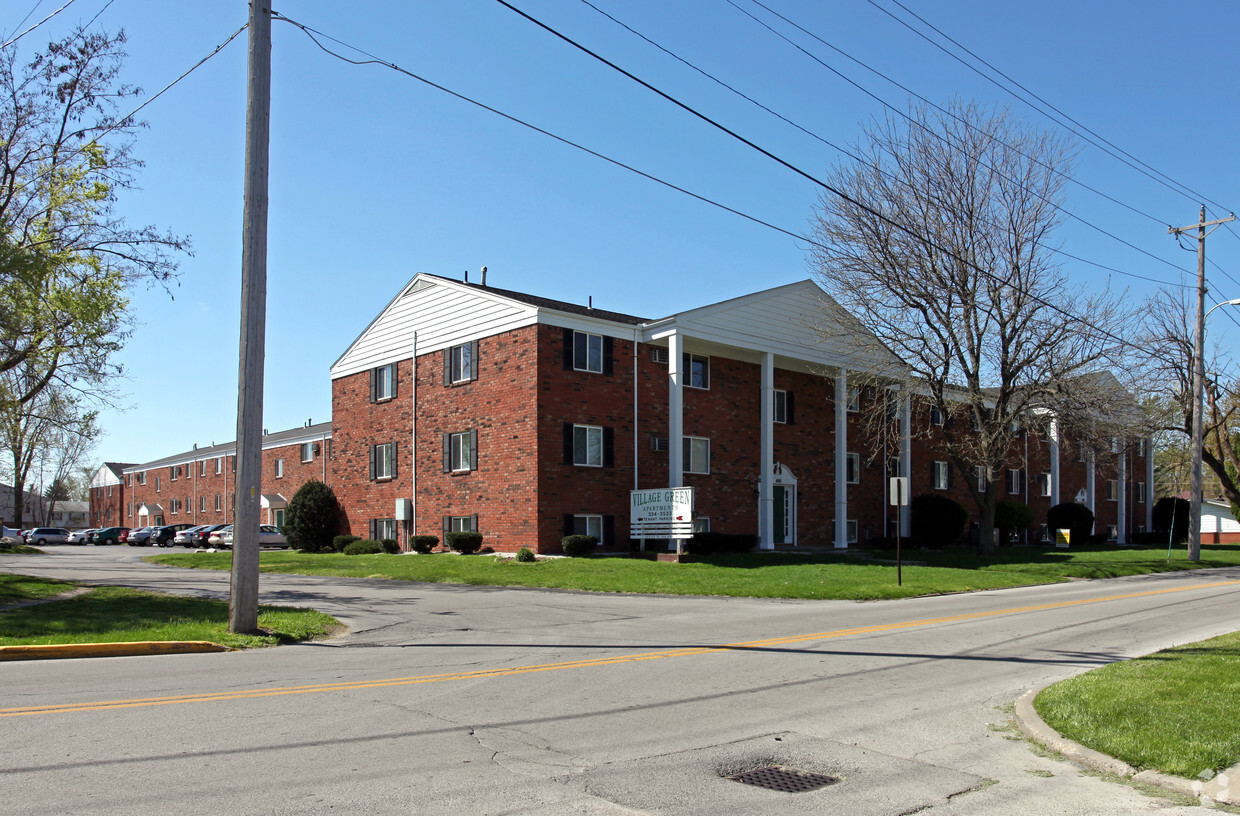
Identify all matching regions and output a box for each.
[630,487,695,538]
[888,476,909,507]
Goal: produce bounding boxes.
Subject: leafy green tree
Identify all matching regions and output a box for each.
[995,499,1033,544]
[910,493,968,548]
[284,480,340,553]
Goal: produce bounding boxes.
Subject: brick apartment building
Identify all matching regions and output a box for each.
[88,462,133,529]
[94,274,1152,553]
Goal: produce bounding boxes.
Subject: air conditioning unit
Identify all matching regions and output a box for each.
[650,437,669,452]
[651,347,670,364]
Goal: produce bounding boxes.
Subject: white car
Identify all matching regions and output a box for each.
[174,525,211,546]
[27,527,70,545]
[68,529,96,544]
[216,525,287,549]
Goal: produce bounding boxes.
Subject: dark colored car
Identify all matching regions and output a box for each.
[193,524,230,547]
[93,526,130,546]
[152,523,195,547]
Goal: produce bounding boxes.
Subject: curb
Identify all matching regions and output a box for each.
[0,641,230,661]
[1014,687,1240,806]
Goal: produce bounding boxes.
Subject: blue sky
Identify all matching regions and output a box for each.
[9,0,1238,467]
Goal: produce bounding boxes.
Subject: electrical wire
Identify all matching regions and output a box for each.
[1,0,76,49]
[866,0,1232,214]
[280,8,1165,359]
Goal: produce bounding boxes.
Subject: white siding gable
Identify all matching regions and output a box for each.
[331,276,539,380]
[90,465,122,490]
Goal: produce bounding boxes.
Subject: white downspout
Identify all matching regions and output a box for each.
[834,369,848,548]
[759,352,774,550]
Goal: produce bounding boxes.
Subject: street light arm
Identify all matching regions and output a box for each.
[1205,298,1240,318]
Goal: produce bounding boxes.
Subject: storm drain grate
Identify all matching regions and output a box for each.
[727,766,840,793]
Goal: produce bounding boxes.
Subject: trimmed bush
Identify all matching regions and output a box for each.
[910,493,968,548]
[561,535,597,557]
[333,534,360,553]
[343,539,383,555]
[995,499,1033,543]
[410,535,439,554]
[285,480,342,553]
[446,531,483,554]
[380,538,399,554]
[1152,497,1190,544]
[683,531,758,556]
[1047,502,1095,546]
[514,547,536,562]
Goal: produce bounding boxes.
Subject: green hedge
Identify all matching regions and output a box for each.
[343,539,383,555]
[410,535,439,554]
[332,534,360,553]
[561,535,597,557]
[446,531,483,554]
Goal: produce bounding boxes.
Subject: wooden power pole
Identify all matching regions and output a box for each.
[229,0,271,633]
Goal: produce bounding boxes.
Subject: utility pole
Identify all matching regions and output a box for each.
[229,0,271,633]
[1168,207,1235,563]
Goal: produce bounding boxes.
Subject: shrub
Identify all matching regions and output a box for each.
[285,480,341,552]
[343,539,383,555]
[332,534,360,553]
[560,535,597,557]
[1046,502,1095,546]
[683,532,758,556]
[910,493,968,548]
[514,547,536,562]
[1152,497,1190,544]
[380,538,399,554]
[995,500,1033,543]
[410,535,439,554]
[446,531,483,554]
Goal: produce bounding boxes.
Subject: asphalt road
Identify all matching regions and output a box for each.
[3,546,1238,815]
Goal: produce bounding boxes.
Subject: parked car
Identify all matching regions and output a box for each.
[93,526,129,545]
[67,528,96,544]
[207,525,233,547]
[126,526,157,546]
[173,525,210,547]
[194,524,230,547]
[215,525,287,549]
[27,527,70,545]
[152,523,195,547]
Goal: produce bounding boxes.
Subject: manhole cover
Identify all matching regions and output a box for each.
[727,766,841,793]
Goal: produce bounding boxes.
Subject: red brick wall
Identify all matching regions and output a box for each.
[89,483,126,528]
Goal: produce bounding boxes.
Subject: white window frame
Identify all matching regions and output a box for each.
[449,342,474,383]
[374,442,395,480]
[932,461,949,490]
[846,386,860,412]
[845,452,861,484]
[155,476,161,492]
[374,362,396,401]
[1137,481,1146,503]
[1039,473,1052,497]
[692,517,710,533]
[200,496,206,512]
[684,436,710,474]
[573,331,603,374]
[572,514,603,543]
[171,466,179,482]
[929,405,943,426]
[301,442,314,463]
[216,458,223,475]
[1137,439,1147,457]
[449,515,476,533]
[139,472,146,485]
[1107,480,1118,501]
[448,432,472,473]
[275,458,284,478]
[1106,524,1118,541]
[573,425,603,468]
[215,494,222,511]
[774,389,788,424]
[1007,469,1021,495]
[846,519,859,544]
[683,353,710,389]
[373,518,398,540]
[975,465,987,492]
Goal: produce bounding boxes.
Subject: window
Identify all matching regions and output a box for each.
[1106,524,1118,541]
[301,442,314,463]
[127,503,132,518]
[650,436,669,452]
[275,458,284,478]
[1038,473,1051,497]
[371,442,396,480]
[684,436,710,474]
[370,362,397,402]
[1137,439,1148,457]
[846,520,859,544]
[683,353,709,389]
[572,514,603,542]
[170,499,178,515]
[139,472,146,485]
[155,476,161,492]
[216,457,223,474]
[692,517,710,533]
[774,389,794,424]
[651,347,669,364]
[445,341,479,384]
[929,405,943,426]
[107,485,112,497]
[572,425,603,467]
[574,331,603,373]
[126,474,131,486]
[445,431,475,473]
[215,494,222,511]
[370,518,398,540]
[1007,469,1022,495]
[171,465,181,481]
[200,496,206,512]
[932,461,950,490]
[975,465,987,492]
[1107,480,1118,501]
[445,515,477,534]
[1076,444,1087,463]
[1137,481,1146,503]
[845,452,860,484]
[1110,436,1119,454]
[846,386,860,412]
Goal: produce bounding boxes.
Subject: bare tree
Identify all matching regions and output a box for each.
[810,99,1138,553]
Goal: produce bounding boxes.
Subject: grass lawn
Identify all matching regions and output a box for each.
[1034,631,1240,778]
[147,543,1240,601]
[0,572,77,605]
[0,581,341,649]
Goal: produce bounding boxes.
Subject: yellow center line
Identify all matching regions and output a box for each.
[5,578,1238,718]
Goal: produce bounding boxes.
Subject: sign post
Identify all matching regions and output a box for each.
[889,476,909,586]
[631,487,695,555]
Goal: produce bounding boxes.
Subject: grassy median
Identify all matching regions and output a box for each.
[147,542,1240,601]
[0,574,340,649]
[1034,631,1240,778]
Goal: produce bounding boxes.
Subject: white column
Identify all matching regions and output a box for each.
[834,369,848,549]
[900,391,912,536]
[1049,416,1061,506]
[1118,450,1127,544]
[667,332,683,488]
[758,352,774,550]
[1086,451,1096,534]
[1146,437,1155,532]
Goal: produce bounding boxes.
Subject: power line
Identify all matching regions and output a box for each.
[865,0,1232,214]
[1,0,77,49]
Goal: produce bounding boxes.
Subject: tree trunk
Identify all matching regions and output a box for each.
[978,486,998,556]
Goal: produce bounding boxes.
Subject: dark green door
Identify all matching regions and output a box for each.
[773,486,787,542]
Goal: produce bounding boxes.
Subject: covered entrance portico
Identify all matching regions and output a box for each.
[769,463,797,545]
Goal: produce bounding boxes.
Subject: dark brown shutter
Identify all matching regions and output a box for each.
[470,514,478,533]
[369,445,376,480]
[563,328,574,370]
[443,348,451,386]
[604,515,614,547]
[391,441,398,478]
[947,464,955,489]
[369,368,377,403]
[564,423,574,464]
[786,391,796,424]
[470,340,480,382]
[391,363,399,398]
[369,519,376,540]
[603,427,614,468]
[443,516,450,539]
[442,434,451,473]
[563,514,574,537]
[603,336,614,376]
[469,429,478,471]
